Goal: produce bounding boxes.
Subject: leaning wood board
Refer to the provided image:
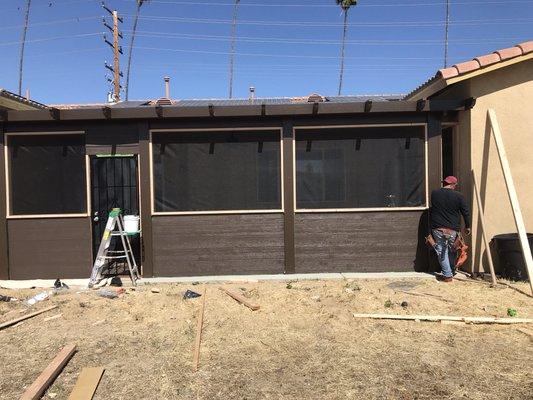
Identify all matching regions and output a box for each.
[68,367,105,400]
[192,286,207,372]
[21,344,77,400]
[220,288,260,311]
[353,313,533,325]
[0,305,58,331]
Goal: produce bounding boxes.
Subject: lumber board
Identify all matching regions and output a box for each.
[192,286,206,372]
[67,367,105,400]
[353,313,533,325]
[20,344,77,400]
[220,288,260,311]
[488,109,533,295]
[0,305,58,331]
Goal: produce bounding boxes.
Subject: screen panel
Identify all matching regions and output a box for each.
[295,126,426,209]
[152,130,281,212]
[9,134,87,215]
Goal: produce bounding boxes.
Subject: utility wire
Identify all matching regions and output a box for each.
[0,16,100,31]
[0,32,102,47]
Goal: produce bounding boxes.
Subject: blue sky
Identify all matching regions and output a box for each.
[0,0,532,104]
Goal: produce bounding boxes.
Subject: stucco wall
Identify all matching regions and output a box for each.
[458,60,533,273]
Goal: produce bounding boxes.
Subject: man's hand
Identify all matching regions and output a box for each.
[464,228,471,236]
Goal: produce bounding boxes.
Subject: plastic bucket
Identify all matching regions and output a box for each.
[123,215,140,234]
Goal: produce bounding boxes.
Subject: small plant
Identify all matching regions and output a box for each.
[286,282,293,289]
[507,308,517,317]
[384,299,393,308]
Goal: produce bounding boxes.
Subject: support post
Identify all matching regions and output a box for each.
[112,10,121,102]
[0,122,8,279]
[471,170,497,285]
[487,109,533,294]
[282,120,295,274]
[138,122,153,277]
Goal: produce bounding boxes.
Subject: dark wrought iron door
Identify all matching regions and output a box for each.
[90,156,140,269]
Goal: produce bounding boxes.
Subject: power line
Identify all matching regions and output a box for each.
[134,45,444,60]
[0,16,101,31]
[121,0,533,8]
[0,32,101,47]
[130,14,533,27]
[127,30,525,46]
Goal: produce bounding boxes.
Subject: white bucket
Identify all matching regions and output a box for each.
[124,215,140,233]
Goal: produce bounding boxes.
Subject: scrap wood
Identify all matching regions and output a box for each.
[192,286,207,372]
[43,314,63,322]
[0,305,58,331]
[219,287,260,311]
[517,327,533,339]
[20,344,77,400]
[353,313,533,325]
[397,290,452,303]
[67,367,105,400]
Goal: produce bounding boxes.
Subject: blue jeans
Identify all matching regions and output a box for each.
[432,229,457,278]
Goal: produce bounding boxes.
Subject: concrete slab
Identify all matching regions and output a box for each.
[0,272,434,289]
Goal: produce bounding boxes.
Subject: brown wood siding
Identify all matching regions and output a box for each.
[8,218,92,279]
[295,211,425,273]
[152,214,284,276]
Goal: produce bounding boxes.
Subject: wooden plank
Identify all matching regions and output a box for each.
[67,367,105,400]
[192,286,206,372]
[220,288,260,311]
[487,109,533,295]
[138,122,154,277]
[0,305,57,331]
[471,170,497,285]
[21,344,77,400]
[353,313,533,325]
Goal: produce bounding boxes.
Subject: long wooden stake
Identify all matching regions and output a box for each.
[220,288,260,311]
[0,305,57,331]
[192,286,206,372]
[487,109,533,295]
[353,313,533,325]
[21,344,77,400]
[68,367,105,400]
[472,170,498,285]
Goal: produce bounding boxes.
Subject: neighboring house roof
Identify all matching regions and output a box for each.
[0,88,48,110]
[405,40,533,100]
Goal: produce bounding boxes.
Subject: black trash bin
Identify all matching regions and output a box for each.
[491,233,533,281]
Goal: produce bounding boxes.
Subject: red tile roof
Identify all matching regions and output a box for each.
[437,41,533,79]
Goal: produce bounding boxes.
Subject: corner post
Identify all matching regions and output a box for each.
[0,121,8,279]
[282,119,295,274]
[138,122,154,277]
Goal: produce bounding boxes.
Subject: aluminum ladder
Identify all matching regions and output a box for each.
[89,208,140,287]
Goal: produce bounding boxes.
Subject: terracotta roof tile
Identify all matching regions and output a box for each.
[405,40,532,99]
[437,66,459,79]
[455,59,481,74]
[517,41,533,54]
[475,53,501,67]
[495,46,523,61]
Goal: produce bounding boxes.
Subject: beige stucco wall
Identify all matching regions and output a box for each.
[447,60,533,273]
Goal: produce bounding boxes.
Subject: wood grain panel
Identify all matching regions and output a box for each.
[8,218,92,279]
[295,211,425,273]
[152,214,284,276]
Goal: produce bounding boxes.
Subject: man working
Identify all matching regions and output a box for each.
[430,176,471,282]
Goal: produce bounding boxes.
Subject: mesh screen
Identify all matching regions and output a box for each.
[152,131,281,212]
[9,134,87,215]
[296,126,425,209]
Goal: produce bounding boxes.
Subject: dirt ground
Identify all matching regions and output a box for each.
[0,277,532,400]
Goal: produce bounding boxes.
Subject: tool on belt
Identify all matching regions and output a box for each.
[425,229,469,268]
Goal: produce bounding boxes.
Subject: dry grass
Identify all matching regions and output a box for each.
[0,277,532,400]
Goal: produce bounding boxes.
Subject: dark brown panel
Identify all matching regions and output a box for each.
[295,211,425,273]
[282,120,295,273]
[0,123,8,279]
[427,115,442,192]
[8,218,92,279]
[138,122,154,277]
[86,143,139,155]
[85,122,139,154]
[152,214,284,276]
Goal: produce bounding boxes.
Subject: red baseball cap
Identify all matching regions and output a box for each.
[442,176,458,185]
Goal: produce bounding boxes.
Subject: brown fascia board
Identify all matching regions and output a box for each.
[3,100,468,122]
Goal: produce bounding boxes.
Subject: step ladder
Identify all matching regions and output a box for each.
[89,208,140,288]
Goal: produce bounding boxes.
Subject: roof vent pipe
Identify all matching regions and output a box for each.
[164,76,170,99]
[249,86,255,102]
